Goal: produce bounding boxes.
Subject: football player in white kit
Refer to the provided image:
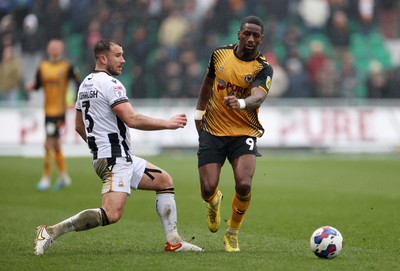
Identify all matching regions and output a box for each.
[34,39,203,255]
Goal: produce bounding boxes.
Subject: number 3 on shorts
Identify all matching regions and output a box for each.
[246,138,254,150]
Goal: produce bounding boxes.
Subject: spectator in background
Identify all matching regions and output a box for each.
[158,8,189,60]
[67,0,92,33]
[20,14,44,87]
[0,45,22,105]
[326,10,351,60]
[282,24,303,52]
[36,0,64,42]
[328,0,351,14]
[298,0,330,33]
[130,64,149,99]
[377,0,399,39]
[125,25,150,68]
[365,60,388,98]
[161,60,184,98]
[86,20,102,53]
[384,66,400,98]
[130,0,152,26]
[26,39,81,191]
[353,0,377,35]
[284,56,314,98]
[180,49,203,98]
[153,47,170,97]
[315,58,339,97]
[83,19,103,74]
[207,0,236,36]
[264,52,288,98]
[306,40,329,92]
[0,14,16,55]
[96,6,114,39]
[198,31,219,60]
[338,51,359,98]
[199,7,219,44]
[182,0,202,23]
[110,25,125,45]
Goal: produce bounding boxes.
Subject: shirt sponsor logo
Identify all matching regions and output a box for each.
[217,78,249,97]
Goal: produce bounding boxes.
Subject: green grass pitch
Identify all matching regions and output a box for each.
[0,152,399,271]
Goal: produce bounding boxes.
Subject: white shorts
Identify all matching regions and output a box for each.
[92,156,146,195]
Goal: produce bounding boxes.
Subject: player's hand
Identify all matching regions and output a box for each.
[25,82,34,91]
[169,113,187,129]
[223,96,240,110]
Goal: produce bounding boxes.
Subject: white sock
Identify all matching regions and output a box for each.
[48,208,103,239]
[156,193,181,243]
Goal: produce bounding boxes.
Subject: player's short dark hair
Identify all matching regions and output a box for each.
[93,39,121,59]
[240,16,264,34]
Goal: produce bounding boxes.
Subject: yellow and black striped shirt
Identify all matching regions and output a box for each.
[34,59,80,117]
[202,44,273,138]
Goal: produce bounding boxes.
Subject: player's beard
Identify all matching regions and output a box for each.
[107,64,121,76]
[242,45,257,58]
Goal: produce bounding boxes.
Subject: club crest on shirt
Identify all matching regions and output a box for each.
[114,86,124,97]
[219,66,224,73]
[245,74,254,83]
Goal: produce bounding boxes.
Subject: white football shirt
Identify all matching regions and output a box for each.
[75,71,132,160]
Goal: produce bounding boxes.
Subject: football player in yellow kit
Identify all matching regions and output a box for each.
[195,15,273,252]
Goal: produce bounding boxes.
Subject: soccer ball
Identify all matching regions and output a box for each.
[310,226,343,259]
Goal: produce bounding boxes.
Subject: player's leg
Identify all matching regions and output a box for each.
[48,158,132,234]
[134,158,203,252]
[34,157,129,255]
[224,135,258,252]
[36,135,53,190]
[34,204,115,255]
[231,154,255,227]
[198,163,223,233]
[224,155,255,252]
[53,119,71,190]
[197,130,225,233]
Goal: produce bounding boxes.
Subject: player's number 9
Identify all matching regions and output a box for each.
[246,138,254,150]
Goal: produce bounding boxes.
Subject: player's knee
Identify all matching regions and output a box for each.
[101,207,124,224]
[158,174,174,189]
[235,183,251,196]
[200,185,217,200]
[107,212,123,224]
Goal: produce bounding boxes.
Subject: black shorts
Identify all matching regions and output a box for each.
[45,115,65,137]
[197,130,261,168]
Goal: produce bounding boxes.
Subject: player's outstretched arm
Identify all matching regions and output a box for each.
[113,101,187,130]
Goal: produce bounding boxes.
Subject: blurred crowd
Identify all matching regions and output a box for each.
[0,0,400,106]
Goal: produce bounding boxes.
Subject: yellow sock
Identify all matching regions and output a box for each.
[229,193,251,232]
[55,149,66,173]
[43,149,52,177]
